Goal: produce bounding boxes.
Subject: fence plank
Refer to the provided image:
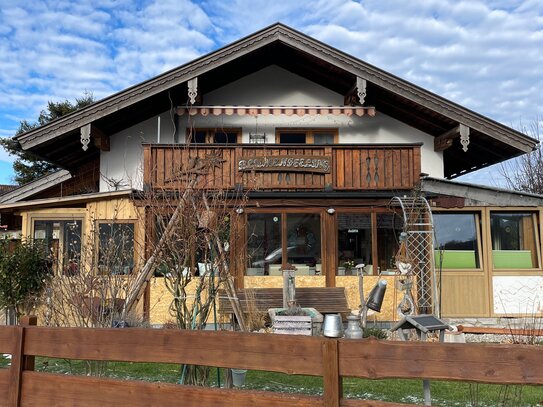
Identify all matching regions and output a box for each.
[19,316,37,372]
[0,369,10,402]
[20,371,324,407]
[339,338,543,385]
[0,326,19,355]
[23,327,324,376]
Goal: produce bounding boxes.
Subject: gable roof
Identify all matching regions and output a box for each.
[14,23,538,178]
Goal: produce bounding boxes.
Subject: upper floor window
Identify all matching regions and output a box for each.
[434,212,482,270]
[187,128,241,144]
[276,129,337,144]
[490,212,540,269]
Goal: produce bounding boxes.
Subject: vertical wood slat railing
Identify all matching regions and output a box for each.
[1,319,542,406]
[143,144,422,192]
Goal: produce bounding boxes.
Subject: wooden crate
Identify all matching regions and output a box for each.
[272,314,312,336]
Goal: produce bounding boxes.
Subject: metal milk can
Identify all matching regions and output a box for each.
[344,315,363,339]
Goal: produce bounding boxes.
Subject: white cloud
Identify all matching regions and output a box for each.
[0,0,541,186]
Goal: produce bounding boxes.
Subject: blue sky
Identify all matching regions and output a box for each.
[0,0,542,185]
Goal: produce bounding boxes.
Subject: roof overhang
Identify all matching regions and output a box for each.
[0,170,72,205]
[0,189,135,211]
[14,23,538,177]
[421,176,543,206]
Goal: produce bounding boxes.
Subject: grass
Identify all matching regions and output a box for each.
[2,355,542,406]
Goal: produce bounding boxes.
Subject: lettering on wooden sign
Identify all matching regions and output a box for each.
[237,155,331,173]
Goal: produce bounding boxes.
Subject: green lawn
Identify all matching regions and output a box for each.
[1,356,541,406]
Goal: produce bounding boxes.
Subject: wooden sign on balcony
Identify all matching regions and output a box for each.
[237,155,331,173]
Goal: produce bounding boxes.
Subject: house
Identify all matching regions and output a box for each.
[1,23,541,324]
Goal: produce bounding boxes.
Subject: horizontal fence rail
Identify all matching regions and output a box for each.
[1,318,542,406]
[143,144,421,192]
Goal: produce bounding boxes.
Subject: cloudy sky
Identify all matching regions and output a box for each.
[0,0,542,185]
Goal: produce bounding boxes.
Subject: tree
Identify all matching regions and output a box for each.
[0,239,51,325]
[0,92,95,185]
[500,118,543,194]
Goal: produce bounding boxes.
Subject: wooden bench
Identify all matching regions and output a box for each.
[218,287,352,319]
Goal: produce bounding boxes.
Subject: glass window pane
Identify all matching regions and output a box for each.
[337,213,372,275]
[214,131,238,144]
[491,213,539,269]
[246,214,282,276]
[99,223,135,274]
[377,213,403,273]
[434,213,480,269]
[313,133,335,145]
[190,130,206,143]
[279,132,306,144]
[286,214,321,275]
[33,219,82,275]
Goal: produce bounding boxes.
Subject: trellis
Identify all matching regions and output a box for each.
[390,195,439,316]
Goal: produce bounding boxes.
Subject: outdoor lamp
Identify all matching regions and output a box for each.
[326,208,336,215]
[366,280,387,312]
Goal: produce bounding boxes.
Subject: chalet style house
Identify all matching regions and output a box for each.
[1,24,542,323]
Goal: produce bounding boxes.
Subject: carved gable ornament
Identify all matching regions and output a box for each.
[237,155,331,173]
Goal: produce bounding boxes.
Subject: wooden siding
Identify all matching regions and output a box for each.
[144,144,421,191]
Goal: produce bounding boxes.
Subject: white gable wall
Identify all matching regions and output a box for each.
[99,112,175,191]
[100,65,443,191]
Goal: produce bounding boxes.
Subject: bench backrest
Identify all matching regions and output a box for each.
[218,287,351,317]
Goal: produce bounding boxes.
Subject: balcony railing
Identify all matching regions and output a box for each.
[143,144,421,191]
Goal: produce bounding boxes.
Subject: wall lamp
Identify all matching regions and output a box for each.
[235,208,244,215]
[326,208,336,215]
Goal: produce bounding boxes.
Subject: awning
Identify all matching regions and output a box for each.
[175,105,376,117]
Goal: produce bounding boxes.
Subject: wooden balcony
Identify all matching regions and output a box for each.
[143,144,421,191]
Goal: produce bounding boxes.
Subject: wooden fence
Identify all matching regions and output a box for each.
[1,317,542,406]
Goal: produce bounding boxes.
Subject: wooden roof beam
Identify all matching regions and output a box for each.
[344,77,367,106]
[91,125,110,151]
[434,124,470,152]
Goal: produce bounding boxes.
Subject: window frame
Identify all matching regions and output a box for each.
[96,220,137,275]
[29,213,85,276]
[186,128,242,144]
[489,210,541,271]
[244,208,324,276]
[275,128,339,144]
[433,211,484,272]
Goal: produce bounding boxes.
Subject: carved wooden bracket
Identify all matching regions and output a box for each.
[80,123,110,151]
[434,124,470,152]
[357,77,367,105]
[80,124,91,151]
[187,77,198,105]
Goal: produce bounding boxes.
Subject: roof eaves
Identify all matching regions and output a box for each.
[0,170,72,204]
[16,23,287,150]
[15,23,537,154]
[0,189,135,211]
[420,176,543,206]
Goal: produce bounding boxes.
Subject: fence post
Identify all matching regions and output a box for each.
[20,316,37,371]
[322,339,341,407]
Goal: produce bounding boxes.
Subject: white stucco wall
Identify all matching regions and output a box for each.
[184,65,443,177]
[101,65,443,191]
[99,112,175,191]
